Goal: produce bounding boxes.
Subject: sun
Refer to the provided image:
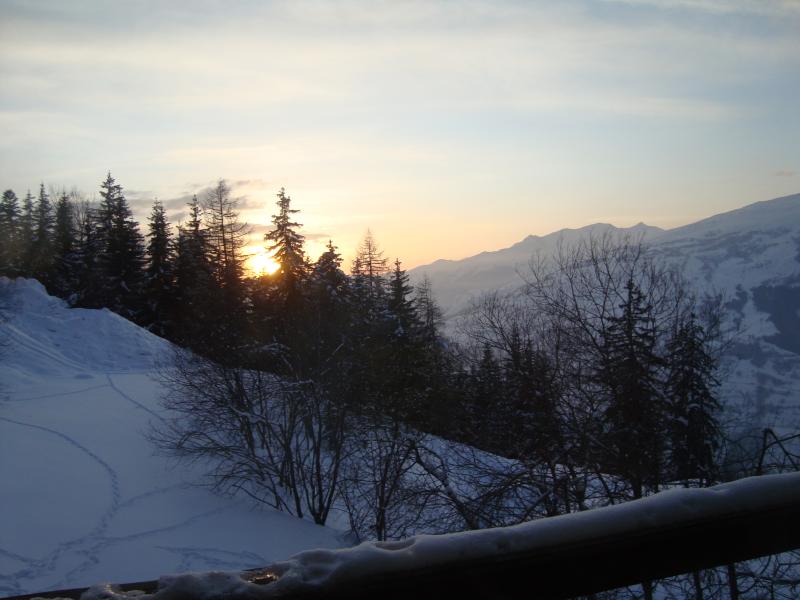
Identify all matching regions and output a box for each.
[249,252,281,276]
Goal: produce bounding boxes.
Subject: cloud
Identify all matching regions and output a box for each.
[158,180,266,212]
[602,0,800,18]
[774,169,796,177]
[160,192,200,211]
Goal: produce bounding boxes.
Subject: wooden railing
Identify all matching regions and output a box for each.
[7,472,800,600]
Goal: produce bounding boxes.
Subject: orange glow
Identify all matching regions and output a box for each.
[248,251,281,276]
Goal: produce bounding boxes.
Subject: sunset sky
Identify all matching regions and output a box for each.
[1,0,798,269]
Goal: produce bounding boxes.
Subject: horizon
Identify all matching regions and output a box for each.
[6,176,799,273]
[2,0,799,269]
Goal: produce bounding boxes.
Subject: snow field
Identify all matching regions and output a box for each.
[0,279,344,597]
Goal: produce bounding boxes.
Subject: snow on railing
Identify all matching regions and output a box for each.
[10,472,800,600]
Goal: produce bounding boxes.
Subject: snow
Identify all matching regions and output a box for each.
[0,279,345,597]
[78,471,800,599]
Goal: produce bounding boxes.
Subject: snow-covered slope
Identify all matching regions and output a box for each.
[410,193,800,430]
[0,279,344,597]
[653,194,800,431]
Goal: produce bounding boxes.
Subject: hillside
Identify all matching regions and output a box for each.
[410,193,800,431]
[0,279,344,597]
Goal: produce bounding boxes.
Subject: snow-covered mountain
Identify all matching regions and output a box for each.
[0,279,344,597]
[411,222,663,317]
[410,193,800,430]
[653,194,800,431]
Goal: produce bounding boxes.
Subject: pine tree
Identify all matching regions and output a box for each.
[143,200,174,336]
[72,205,104,307]
[173,195,220,351]
[415,275,443,347]
[387,258,419,338]
[0,189,20,275]
[313,240,348,299]
[15,190,35,275]
[469,343,504,448]
[29,184,55,282]
[50,192,80,297]
[384,258,428,418]
[95,172,145,318]
[413,275,453,432]
[264,187,307,313]
[598,278,666,499]
[53,193,74,258]
[498,329,562,462]
[18,190,35,275]
[665,313,721,486]
[309,239,350,328]
[304,240,353,381]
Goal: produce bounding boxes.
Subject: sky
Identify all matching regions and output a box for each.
[1,0,799,270]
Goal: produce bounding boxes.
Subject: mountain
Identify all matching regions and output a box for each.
[410,193,800,431]
[410,222,663,318]
[0,279,344,597]
[653,194,800,431]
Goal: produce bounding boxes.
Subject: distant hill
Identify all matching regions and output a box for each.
[410,193,800,431]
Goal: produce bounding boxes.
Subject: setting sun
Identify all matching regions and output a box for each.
[248,251,280,276]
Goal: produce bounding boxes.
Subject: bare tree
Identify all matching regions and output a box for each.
[202,179,251,288]
[341,419,424,542]
[153,349,349,525]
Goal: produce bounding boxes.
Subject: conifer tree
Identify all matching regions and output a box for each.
[305,240,352,383]
[387,258,418,337]
[203,179,248,294]
[173,195,216,348]
[665,313,721,486]
[383,258,426,417]
[351,230,387,312]
[18,190,35,275]
[469,343,504,447]
[172,195,227,358]
[72,205,104,307]
[53,193,75,258]
[50,192,79,297]
[313,240,348,298]
[29,184,55,281]
[415,275,443,347]
[264,187,307,313]
[598,278,666,498]
[143,200,174,336]
[413,275,453,431]
[310,239,350,327]
[0,189,20,274]
[95,172,145,318]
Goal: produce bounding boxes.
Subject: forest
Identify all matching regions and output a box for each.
[1,174,797,599]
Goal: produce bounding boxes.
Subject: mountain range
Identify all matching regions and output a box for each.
[410,193,800,432]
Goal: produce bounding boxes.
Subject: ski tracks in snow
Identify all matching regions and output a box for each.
[106,374,167,426]
[4,383,111,404]
[1,373,165,591]
[0,416,121,594]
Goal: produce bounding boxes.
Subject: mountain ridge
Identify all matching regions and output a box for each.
[409,193,800,432]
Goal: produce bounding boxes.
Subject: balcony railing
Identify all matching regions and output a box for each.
[7,472,800,600]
